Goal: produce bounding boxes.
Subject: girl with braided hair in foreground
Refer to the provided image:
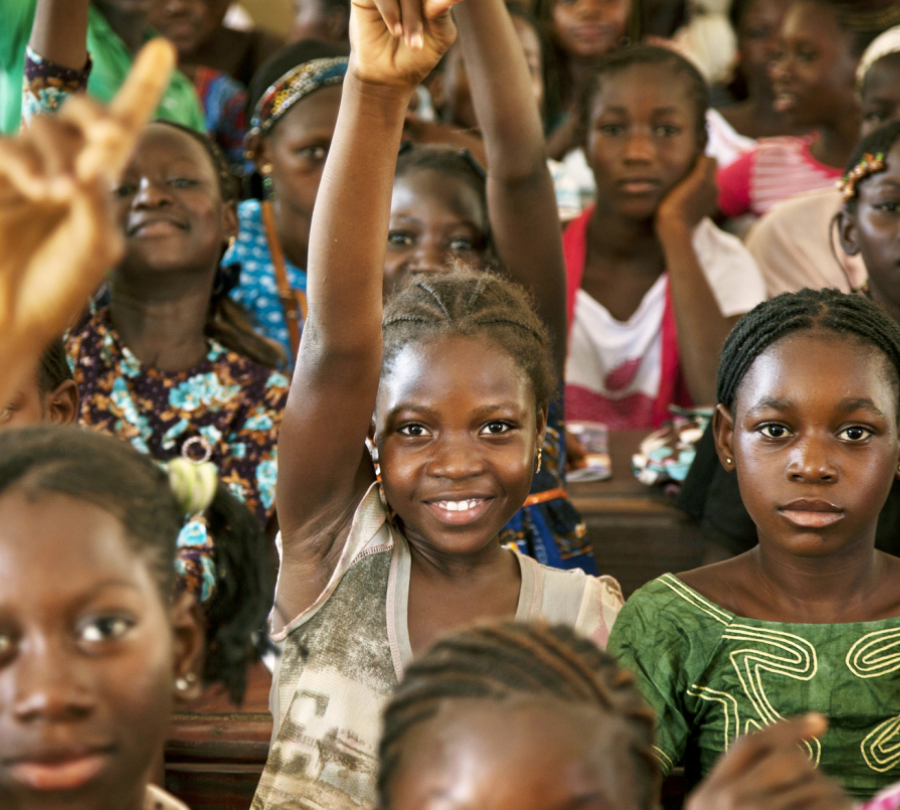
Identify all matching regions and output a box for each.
[253,0,622,807]
[610,287,900,799]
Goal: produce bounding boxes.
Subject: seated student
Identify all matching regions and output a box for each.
[3,0,204,134]
[378,621,660,810]
[252,1,623,807]
[562,45,765,430]
[609,288,900,799]
[680,119,900,560]
[228,39,348,363]
[0,42,272,810]
[746,25,900,298]
[0,339,78,431]
[289,0,351,44]
[718,0,804,141]
[716,0,898,221]
[148,0,284,88]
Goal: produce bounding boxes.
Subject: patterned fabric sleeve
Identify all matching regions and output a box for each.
[219,369,290,524]
[607,578,702,775]
[22,46,91,125]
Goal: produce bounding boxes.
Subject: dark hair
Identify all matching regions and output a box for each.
[577,45,709,140]
[804,0,899,59]
[841,120,900,210]
[382,270,555,412]
[148,121,285,370]
[247,38,350,125]
[395,144,489,234]
[535,0,641,126]
[0,426,274,703]
[38,338,73,394]
[377,620,658,809]
[716,289,900,414]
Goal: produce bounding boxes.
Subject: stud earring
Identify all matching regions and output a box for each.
[534,448,543,474]
[175,672,197,692]
[725,457,733,465]
[261,163,275,199]
[227,235,237,251]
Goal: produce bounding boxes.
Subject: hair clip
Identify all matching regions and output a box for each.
[839,152,886,201]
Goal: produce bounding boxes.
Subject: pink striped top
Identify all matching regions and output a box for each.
[717,136,843,219]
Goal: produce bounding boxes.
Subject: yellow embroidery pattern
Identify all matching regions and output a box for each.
[848,630,900,772]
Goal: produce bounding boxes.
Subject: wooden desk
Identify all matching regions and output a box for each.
[165,430,696,807]
[568,430,706,596]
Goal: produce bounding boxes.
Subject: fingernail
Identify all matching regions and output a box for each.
[393,23,404,37]
[411,31,424,50]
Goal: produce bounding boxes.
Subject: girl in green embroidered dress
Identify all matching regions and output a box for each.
[609,287,900,799]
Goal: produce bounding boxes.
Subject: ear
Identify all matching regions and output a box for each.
[246,131,270,174]
[836,208,861,256]
[170,590,206,702]
[44,380,79,426]
[535,403,548,451]
[712,403,736,473]
[223,199,239,244]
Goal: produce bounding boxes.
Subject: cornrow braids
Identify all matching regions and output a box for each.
[717,288,900,414]
[378,620,659,809]
[577,45,709,145]
[840,120,900,208]
[382,268,556,411]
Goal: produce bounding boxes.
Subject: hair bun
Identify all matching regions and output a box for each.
[168,458,218,515]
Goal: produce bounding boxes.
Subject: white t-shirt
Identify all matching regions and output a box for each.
[565,218,765,429]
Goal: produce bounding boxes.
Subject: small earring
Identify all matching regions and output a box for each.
[534,448,542,474]
[725,457,733,465]
[227,235,237,251]
[261,163,275,200]
[175,672,197,692]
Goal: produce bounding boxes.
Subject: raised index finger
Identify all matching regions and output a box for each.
[109,39,177,135]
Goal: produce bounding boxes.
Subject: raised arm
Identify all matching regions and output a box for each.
[0,41,174,409]
[273,0,461,621]
[29,0,89,69]
[453,0,567,376]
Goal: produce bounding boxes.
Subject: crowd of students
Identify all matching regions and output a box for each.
[4,0,900,809]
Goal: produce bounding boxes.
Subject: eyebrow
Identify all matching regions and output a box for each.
[386,403,522,420]
[746,397,792,415]
[836,398,885,417]
[71,578,145,609]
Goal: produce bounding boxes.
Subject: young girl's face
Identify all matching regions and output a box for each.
[385,698,651,810]
[0,489,202,810]
[254,85,343,252]
[384,168,490,297]
[770,1,858,128]
[716,332,900,558]
[735,0,792,95]
[860,54,900,139]
[585,63,701,221]
[374,335,545,560]
[839,141,900,305]
[552,0,630,60]
[0,378,77,432]
[114,124,237,279]
[148,0,230,57]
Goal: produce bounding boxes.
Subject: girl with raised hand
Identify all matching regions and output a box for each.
[563,45,765,430]
[254,0,623,805]
[609,288,900,799]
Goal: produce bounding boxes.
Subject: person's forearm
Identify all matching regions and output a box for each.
[29,0,90,70]
[304,71,410,357]
[660,222,735,405]
[453,0,544,180]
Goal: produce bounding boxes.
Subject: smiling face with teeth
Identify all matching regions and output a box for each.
[374,335,546,561]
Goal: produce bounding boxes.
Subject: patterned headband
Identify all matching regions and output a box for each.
[250,56,349,136]
[839,152,886,202]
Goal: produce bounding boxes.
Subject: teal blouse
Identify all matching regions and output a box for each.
[608,573,900,799]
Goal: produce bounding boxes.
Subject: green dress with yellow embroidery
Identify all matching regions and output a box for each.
[608,573,900,799]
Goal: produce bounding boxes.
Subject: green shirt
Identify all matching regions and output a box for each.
[608,573,900,799]
[0,0,204,134]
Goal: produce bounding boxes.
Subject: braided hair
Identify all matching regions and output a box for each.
[378,620,658,809]
[716,289,900,414]
[840,120,900,210]
[382,269,555,411]
[0,426,273,704]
